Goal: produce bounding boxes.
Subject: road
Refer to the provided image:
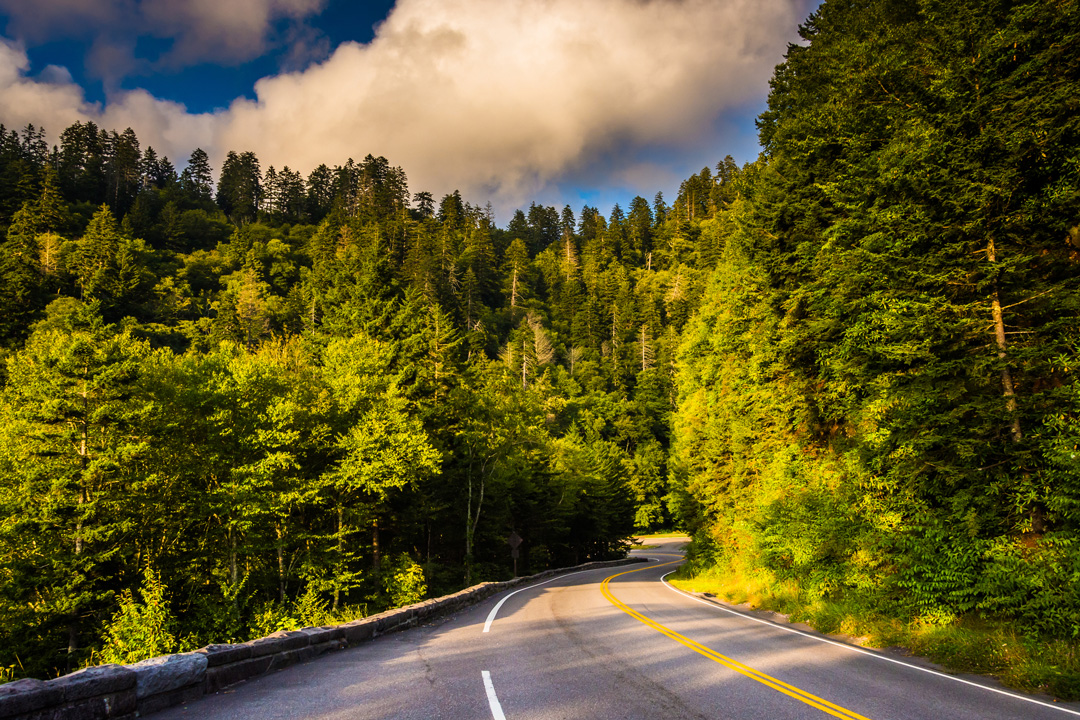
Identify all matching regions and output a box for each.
[156,538,1080,719]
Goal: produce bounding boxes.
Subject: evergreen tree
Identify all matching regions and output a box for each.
[0,312,152,672]
[180,148,214,202]
[217,151,262,223]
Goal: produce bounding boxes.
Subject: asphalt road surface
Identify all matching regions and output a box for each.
[156,538,1080,719]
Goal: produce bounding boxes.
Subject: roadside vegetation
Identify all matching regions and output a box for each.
[664,0,1080,701]
[2,0,1079,690]
[671,545,1080,700]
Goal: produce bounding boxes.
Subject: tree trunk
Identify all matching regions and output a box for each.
[522,337,528,389]
[465,446,473,586]
[372,518,381,571]
[334,505,343,611]
[230,532,238,587]
[69,390,89,666]
[276,523,286,604]
[987,238,1022,442]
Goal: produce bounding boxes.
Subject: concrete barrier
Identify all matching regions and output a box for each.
[0,556,645,719]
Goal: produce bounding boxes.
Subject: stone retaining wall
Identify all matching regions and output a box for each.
[0,557,645,720]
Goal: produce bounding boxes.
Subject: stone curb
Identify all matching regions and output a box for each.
[0,556,645,720]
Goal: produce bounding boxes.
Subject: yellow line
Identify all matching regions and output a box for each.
[601,563,874,720]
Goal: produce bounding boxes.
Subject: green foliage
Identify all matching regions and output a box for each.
[669,0,1080,655]
[382,554,427,608]
[0,659,21,685]
[10,0,1077,680]
[294,583,337,627]
[248,603,299,638]
[97,568,177,665]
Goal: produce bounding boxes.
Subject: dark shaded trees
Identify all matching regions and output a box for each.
[217,151,262,223]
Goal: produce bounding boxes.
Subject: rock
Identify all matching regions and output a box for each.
[125,652,207,699]
[340,619,374,645]
[51,665,135,703]
[204,656,273,693]
[262,631,311,652]
[196,644,251,668]
[0,678,62,717]
[310,640,346,657]
[241,636,285,659]
[298,626,343,645]
[267,647,315,672]
[243,630,308,658]
[135,682,204,716]
[371,608,414,635]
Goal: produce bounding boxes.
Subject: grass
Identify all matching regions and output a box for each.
[670,564,1080,701]
[0,656,22,685]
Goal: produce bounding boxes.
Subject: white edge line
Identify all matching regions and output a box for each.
[482,558,658,633]
[482,670,507,720]
[659,571,1080,717]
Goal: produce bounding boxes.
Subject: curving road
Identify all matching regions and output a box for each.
[156,538,1080,719]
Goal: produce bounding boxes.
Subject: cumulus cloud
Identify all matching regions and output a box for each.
[0,0,328,72]
[0,38,217,161]
[0,0,130,44]
[218,0,806,206]
[140,0,327,67]
[0,0,809,211]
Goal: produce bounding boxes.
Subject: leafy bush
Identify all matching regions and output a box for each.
[97,568,177,665]
[248,602,299,637]
[383,554,427,608]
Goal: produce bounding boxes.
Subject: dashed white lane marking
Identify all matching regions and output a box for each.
[482,670,507,720]
[660,571,1080,717]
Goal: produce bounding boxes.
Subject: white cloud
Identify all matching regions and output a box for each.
[0,0,808,212]
[0,0,328,72]
[0,38,217,162]
[0,0,130,44]
[140,0,327,67]
[219,0,806,207]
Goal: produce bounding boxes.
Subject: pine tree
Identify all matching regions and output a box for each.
[217,151,262,223]
[181,148,214,202]
[0,316,152,671]
[0,204,44,344]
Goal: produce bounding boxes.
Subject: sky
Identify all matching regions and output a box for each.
[0,0,815,222]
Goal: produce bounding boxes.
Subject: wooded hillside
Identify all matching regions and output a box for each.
[1,0,1078,685]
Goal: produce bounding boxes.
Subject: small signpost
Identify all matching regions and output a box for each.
[507,531,523,577]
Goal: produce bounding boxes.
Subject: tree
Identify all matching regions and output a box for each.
[217,151,262,223]
[0,312,152,673]
[318,334,440,605]
[503,238,531,313]
[307,164,334,219]
[0,204,45,344]
[75,206,147,321]
[108,128,141,214]
[671,0,1080,632]
[97,567,178,664]
[180,148,214,202]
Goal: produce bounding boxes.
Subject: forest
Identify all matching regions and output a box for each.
[0,108,692,677]
[2,0,1079,688]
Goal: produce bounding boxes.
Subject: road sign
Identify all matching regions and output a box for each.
[508,532,522,576]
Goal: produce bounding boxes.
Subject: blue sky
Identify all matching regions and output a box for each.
[0,0,813,222]
[7,1,397,113]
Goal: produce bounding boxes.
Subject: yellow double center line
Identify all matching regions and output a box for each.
[601,562,873,720]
